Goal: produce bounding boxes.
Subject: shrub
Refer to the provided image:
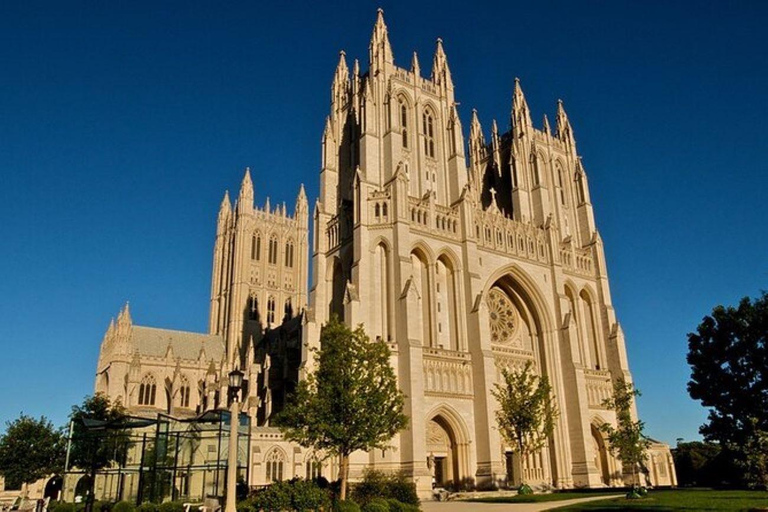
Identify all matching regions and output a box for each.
[518,484,533,495]
[290,479,331,511]
[333,501,360,512]
[351,470,418,507]
[98,502,114,512]
[382,474,418,506]
[385,500,419,512]
[158,502,185,512]
[360,499,389,512]
[53,503,76,512]
[113,502,135,512]
[235,499,255,512]
[252,481,292,512]
[137,503,157,512]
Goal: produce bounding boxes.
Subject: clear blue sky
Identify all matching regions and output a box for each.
[1,1,766,446]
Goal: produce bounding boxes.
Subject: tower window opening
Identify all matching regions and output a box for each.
[285,241,294,268]
[269,236,278,265]
[138,374,156,406]
[423,112,435,158]
[267,297,276,324]
[400,102,409,148]
[252,234,261,260]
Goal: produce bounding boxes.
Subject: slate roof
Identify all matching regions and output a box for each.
[132,325,225,361]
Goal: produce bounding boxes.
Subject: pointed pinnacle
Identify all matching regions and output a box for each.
[411,51,420,76]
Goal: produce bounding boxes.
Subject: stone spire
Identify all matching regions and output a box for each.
[411,51,421,78]
[369,8,394,73]
[431,38,453,91]
[491,119,501,175]
[238,167,253,213]
[512,77,532,135]
[217,190,231,234]
[469,109,485,156]
[332,50,350,108]
[556,99,576,147]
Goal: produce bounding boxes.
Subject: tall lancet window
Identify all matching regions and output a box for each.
[423,112,435,158]
[138,374,157,406]
[285,240,294,268]
[268,236,278,265]
[557,166,567,206]
[267,296,276,324]
[400,101,409,149]
[252,233,261,260]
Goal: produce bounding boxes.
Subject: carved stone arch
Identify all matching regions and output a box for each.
[394,89,413,108]
[483,264,555,338]
[425,402,472,486]
[369,235,392,254]
[435,246,462,272]
[590,416,612,485]
[420,99,440,119]
[410,241,435,264]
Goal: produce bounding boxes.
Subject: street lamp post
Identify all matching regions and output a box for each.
[225,368,244,512]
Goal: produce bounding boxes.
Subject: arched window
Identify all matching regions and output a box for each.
[138,374,157,406]
[268,236,278,265]
[306,457,322,480]
[284,298,293,319]
[178,376,191,408]
[285,240,294,268]
[557,166,567,206]
[265,449,285,482]
[267,296,275,324]
[375,203,380,218]
[400,101,409,149]
[247,295,259,321]
[382,203,388,217]
[423,111,435,158]
[251,233,261,261]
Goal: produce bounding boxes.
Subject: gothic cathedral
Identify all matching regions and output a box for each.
[95,9,676,495]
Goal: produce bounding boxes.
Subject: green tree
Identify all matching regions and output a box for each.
[69,394,129,509]
[687,292,768,488]
[0,415,65,492]
[599,379,650,488]
[491,361,558,490]
[275,317,409,500]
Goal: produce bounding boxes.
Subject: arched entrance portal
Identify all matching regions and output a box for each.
[44,476,63,500]
[426,417,455,487]
[591,425,610,485]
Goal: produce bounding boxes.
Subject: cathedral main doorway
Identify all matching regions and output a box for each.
[426,416,458,488]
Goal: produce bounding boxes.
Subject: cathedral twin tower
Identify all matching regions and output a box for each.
[97,9,676,494]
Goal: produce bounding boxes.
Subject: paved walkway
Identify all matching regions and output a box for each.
[421,494,622,512]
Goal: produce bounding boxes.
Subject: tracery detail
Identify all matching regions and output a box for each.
[487,288,519,345]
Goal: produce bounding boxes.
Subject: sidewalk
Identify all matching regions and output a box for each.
[421,494,622,512]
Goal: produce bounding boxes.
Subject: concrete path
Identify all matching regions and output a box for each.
[421,494,622,512]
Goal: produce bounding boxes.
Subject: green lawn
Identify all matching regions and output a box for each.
[465,491,617,504]
[549,489,768,511]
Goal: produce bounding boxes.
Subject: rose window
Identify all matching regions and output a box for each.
[487,288,518,345]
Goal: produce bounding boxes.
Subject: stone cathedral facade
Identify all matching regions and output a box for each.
[94,10,676,497]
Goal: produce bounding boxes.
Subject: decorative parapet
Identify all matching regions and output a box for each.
[584,368,612,409]
[560,240,594,276]
[325,214,341,251]
[473,208,549,265]
[408,196,460,239]
[422,347,473,398]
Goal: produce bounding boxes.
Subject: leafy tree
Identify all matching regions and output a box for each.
[69,394,129,510]
[276,317,409,500]
[599,379,650,488]
[0,414,65,492]
[491,360,558,490]
[687,292,768,488]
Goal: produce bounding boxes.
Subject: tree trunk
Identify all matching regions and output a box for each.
[339,453,350,501]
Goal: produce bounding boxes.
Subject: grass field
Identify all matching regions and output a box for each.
[466,491,614,504]
[549,489,768,511]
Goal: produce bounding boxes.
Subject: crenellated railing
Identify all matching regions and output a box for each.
[584,368,612,409]
[560,241,594,276]
[325,214,341,251]
[473,208,549,265]
[422,347,473,398]
[408,196,460,240]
